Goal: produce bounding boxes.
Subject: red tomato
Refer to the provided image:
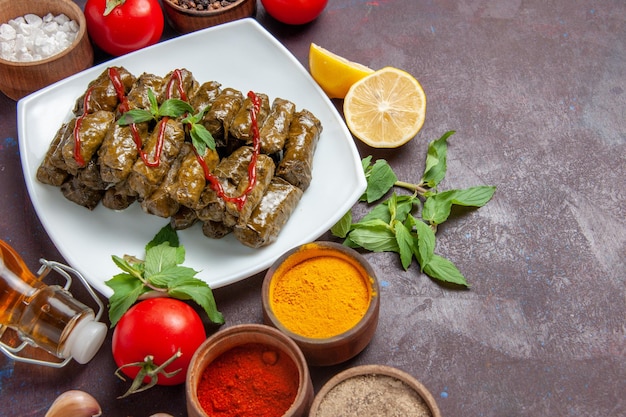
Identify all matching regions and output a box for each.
[112,298,206,386]
[84,0,164,56]
[261,0,328,25]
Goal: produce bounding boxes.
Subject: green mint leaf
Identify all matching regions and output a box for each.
[148,265,198,287]
[422,131,454,187]
[105,273,149,327]
[349,220,399,252]
[365,159,398,203]
[147,223,180,251]
[331,210,352,238]
[406,214,435,269]
[117,109,154,126]
[446,185,496,207]
[423,254,468,287]
[422,193,454,225]
[148,89,159,116]
[167,276,225,325]
[111,255,143,278]
[191,124,216,153]
[182,106,210,125]
[144,243,180,277]
[393,221,414,270]
[159,99,194,118]
[361,155,373,172]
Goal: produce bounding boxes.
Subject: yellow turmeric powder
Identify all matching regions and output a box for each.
[269,248,373,339]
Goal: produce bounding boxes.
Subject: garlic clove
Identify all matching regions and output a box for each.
[45,390,102,417]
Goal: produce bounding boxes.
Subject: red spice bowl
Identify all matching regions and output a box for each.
[186,323,314,417]
[261,241,380,367]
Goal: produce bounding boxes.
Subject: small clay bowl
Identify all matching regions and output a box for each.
[309,365,442,417]
[186,324,314,417]
[0,0,93,100]
[262,241,380,367]
[163,0,256,34]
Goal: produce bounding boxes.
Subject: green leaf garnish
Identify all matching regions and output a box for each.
[332,131,496,287]
[105,224,225,327]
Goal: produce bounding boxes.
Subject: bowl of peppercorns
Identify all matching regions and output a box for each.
[163,0,256,34]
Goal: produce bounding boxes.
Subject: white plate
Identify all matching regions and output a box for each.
[17,18,366,297]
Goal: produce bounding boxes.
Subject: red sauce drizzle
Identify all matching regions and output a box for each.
[72,87,93,167]
[196,91,261,211]
[166,69,188,101]
[108,67,130,113]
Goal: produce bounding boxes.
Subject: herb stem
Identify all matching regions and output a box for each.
[394,180,429,195]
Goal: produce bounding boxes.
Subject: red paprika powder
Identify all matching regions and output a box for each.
[197,343,299,417]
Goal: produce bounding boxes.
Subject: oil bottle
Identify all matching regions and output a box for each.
[0,240,106,366]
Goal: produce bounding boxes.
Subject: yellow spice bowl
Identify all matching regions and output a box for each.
[262,241,380,367]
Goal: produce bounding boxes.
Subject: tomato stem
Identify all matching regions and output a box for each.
[104,0,126,16]
[115,349,183,398]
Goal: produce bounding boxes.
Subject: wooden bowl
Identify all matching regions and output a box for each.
[0,0,93,101]
[262,241,380,366]
[309,365,442,417]
[163,0,257,34]
[186,324,314,417]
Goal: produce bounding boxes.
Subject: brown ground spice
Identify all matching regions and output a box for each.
[315,374,433,417]
[168,0,239,11]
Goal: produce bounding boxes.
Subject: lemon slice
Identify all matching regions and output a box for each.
[309,43,375,99]
[343,67,426,148]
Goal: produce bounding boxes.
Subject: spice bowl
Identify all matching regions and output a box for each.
[309,365,442,417]
[186,323,314,417]
[163,0,256,34]
[0,0,93,100]
[262,241,380,366]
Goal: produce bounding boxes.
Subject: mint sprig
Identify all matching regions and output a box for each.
[105,224,225,326]
[331,131,496,287]
[117,89,194,126]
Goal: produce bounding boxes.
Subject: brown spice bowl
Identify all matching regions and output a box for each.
[262,241,380,367]
[0,0,93,101]
[186,323,314,417]
[309,365,442,417]
[163,0,257,34]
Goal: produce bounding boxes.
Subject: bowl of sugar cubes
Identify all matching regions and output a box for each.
[0,0,93,100]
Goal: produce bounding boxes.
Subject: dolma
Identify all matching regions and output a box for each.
[101,180,136,211]
[75,158,106,191]
[127,118,185,199]
[190,81,221,113]
[202,220,232,240]
[166,143,220,208]
[126,72,164,111]
[275,109,322,191]
[159,68,199,102]
[98,122,148,185]
[36,123,71,186]
[259,98,296,155]
[60,176,104,210]
[233,177,303,248]
[225,152,275,224]
[140,145,187,218]
[170,206,198,230]
[73,66,136,115]
[202,88,243,147]
[229,92,271,142]
[62,110,116,176]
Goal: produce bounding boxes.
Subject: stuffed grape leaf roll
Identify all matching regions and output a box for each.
[275,109,322,191]
[62,110,116,176]
[259,97,296,155]
[167,143,220,208]
[202,87,244,147]
[36,122,72,186]
[229,92,271,142]
[127,118,186,199]
[233,177,303,248]
[73,66,136,115]
[98,122,148,185]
